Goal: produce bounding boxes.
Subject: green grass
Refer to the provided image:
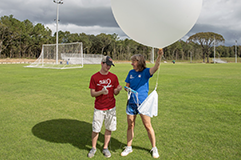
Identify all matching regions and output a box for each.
[0,63,240,160]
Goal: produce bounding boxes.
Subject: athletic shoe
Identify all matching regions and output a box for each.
[102,148,111,158]
[88,148,96,158]
[150,147,159,158]
[121,146,133,156]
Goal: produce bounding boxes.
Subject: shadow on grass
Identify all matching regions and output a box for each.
[32,119,150,154]
[31,119,123,152]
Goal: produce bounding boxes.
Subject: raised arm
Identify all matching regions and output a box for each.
[149,49,164,75]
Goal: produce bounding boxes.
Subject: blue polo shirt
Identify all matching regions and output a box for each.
[125,68,152,104]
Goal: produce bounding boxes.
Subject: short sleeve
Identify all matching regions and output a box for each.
[89,75,96,89]
[125,71,131,83]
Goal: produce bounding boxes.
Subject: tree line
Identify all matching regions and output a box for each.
[0,15,240,62]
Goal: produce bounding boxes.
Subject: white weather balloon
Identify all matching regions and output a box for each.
[111,0,203,48]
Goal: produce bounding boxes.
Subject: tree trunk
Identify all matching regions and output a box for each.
[207,51,209,63]
[203,51,205,63]
[101,47,105,55]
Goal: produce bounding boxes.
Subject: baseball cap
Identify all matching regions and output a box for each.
[101,56,115,66]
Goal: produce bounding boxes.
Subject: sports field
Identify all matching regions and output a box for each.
[0,63,240,160]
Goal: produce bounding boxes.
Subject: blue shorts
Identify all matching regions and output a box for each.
[126,103,140,115]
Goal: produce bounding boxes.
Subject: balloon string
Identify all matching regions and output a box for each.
[154,56,161,91]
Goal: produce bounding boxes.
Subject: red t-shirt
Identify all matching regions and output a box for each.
[89,72,119,110]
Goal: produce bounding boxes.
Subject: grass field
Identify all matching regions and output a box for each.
[0,63,240,160]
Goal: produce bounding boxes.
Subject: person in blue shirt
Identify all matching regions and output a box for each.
[121,49,164,158]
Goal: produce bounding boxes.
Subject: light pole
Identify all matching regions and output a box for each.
[53,0,63,64]
[190,51,192,63]
[150,47,154,64]
[214,36,216,64]
[235,40,237,63]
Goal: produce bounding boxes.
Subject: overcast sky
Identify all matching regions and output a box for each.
[1,0,240,46]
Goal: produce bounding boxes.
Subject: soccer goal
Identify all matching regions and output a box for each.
[25,42,84,69]
[83,54,103,64]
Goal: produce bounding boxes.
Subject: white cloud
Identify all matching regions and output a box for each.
[46,23,125,37]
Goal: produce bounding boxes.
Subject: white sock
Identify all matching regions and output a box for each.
[127,146,132,150]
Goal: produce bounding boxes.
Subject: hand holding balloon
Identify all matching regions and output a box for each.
[158,49,164,57]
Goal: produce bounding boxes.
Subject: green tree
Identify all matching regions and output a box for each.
[187,32,225,63]
[78,33,92,54]
[97,33,113,55]
[0,19,9,58]
[30,23,52,58]
[0,15,22,58]
[20,19,34,58]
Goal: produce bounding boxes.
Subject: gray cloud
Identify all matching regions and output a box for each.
[1,0,117,27]
[1,0,241,46]
[187,23,241,46]
[60,7,118,27]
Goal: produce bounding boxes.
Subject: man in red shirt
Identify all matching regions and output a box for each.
[88,56,122,158]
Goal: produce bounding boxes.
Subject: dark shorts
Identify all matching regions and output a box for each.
[126,103,139,115]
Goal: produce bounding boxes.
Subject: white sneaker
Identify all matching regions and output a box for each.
[151,147,159,158]
[121,146,133,156]
[88,148,96,158]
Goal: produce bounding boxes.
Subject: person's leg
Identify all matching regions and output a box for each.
[121,114,136,156]
[103,107,117,158]
[140,114,159,158]
[104,107,116,149]
[121,104,138,156]
[92,131,99,149]
[127,114,136,146]
[140,114,156,148]
[88,131,99,158]
[103,129,111,149]
[102,129,112,157]
[92,110,103,149]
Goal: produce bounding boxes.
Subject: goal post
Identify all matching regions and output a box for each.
[25,42,84,69]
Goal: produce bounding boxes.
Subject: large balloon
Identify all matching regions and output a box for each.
[111,0,203,48]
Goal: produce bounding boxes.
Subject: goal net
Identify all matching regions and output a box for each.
[25,42,84,69]
[83,54,103,64]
